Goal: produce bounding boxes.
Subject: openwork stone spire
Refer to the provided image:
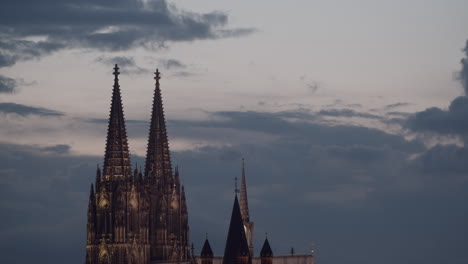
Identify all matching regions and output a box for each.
[145,69,172,185]
[102,64,131,180]
[240,159,254,256]
[240,158,250,222]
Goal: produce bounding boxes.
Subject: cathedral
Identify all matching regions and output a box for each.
[84,65,316,264]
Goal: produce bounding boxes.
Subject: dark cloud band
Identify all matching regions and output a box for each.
[0,102,64,117]
[0,0,255,68]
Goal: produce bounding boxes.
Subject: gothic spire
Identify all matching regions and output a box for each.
[102,64,132,181]
[222,196,251,264]
[145,69,173,186]
[240,159,250,223]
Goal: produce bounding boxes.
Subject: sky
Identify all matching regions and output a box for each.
[1,0,468,263]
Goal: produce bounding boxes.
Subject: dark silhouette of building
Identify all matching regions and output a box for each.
[199,163,315,264]
[260,238,273,264]
[85,65,189,264]
[84,65,315,264]
[222,195,251,264]
[200,238,214,264]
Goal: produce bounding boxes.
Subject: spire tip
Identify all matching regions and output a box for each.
[113,64,120,76]
[154,68,161,81]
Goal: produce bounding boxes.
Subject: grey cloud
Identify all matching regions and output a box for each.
[160,59,187,70]
[0,39,66,67]
[306,82,319,93]
[404,39,468,140]
[0,75,16,93]
[95,56,149,74]
[168,110,467,263]
[460,39,468,95]
[41,144,71,154]
[384,102,410,110]
[170,110,422,154]
[0,102,64,117]
[2,107,468,264]
[0,0,255,67]
[413,144,468,176]
[386,111,411,117]
[405,96,468,137]
[318,108,382,120]
[171,71,196,78]
[0,142,98,263]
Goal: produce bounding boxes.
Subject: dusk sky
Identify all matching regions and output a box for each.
[1,0,468,263]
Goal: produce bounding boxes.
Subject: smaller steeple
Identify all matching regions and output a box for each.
[260,237,273,258]
[200,236,214,259]
[222,196,251,264]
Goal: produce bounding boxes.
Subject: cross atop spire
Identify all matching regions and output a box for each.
[113,64,120,77]
[154,68,161,81]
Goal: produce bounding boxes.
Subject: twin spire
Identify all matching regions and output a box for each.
[103,65,171,183]
[145,68,173,187]
[102,64,131,181]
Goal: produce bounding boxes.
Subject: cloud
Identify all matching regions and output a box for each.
[0,75,17,93]
[459,39,468,95]
[318,108,382,120]
[95,56,149,74]
[1,107,467,264]
[168,110,467,263]
[412,144,468,176]
[160,59,187,69]
[405,96,468,137]
[41,144,71,154]
[0,102,64,117]
[384,102,410,110]
[171,71,196,77]
[306,82,319,93]
[404,39,468,140]
[0,0,255,68]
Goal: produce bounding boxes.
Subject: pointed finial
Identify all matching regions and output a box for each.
[235,177,239,194]
[154,68,161,81]
[265,232,268,239]
[206,232,208,240]
[113,64,120,77]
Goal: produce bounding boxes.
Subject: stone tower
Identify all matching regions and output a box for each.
[144,69,190,263]
[85,65,150,264]
[85,66,190,264]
